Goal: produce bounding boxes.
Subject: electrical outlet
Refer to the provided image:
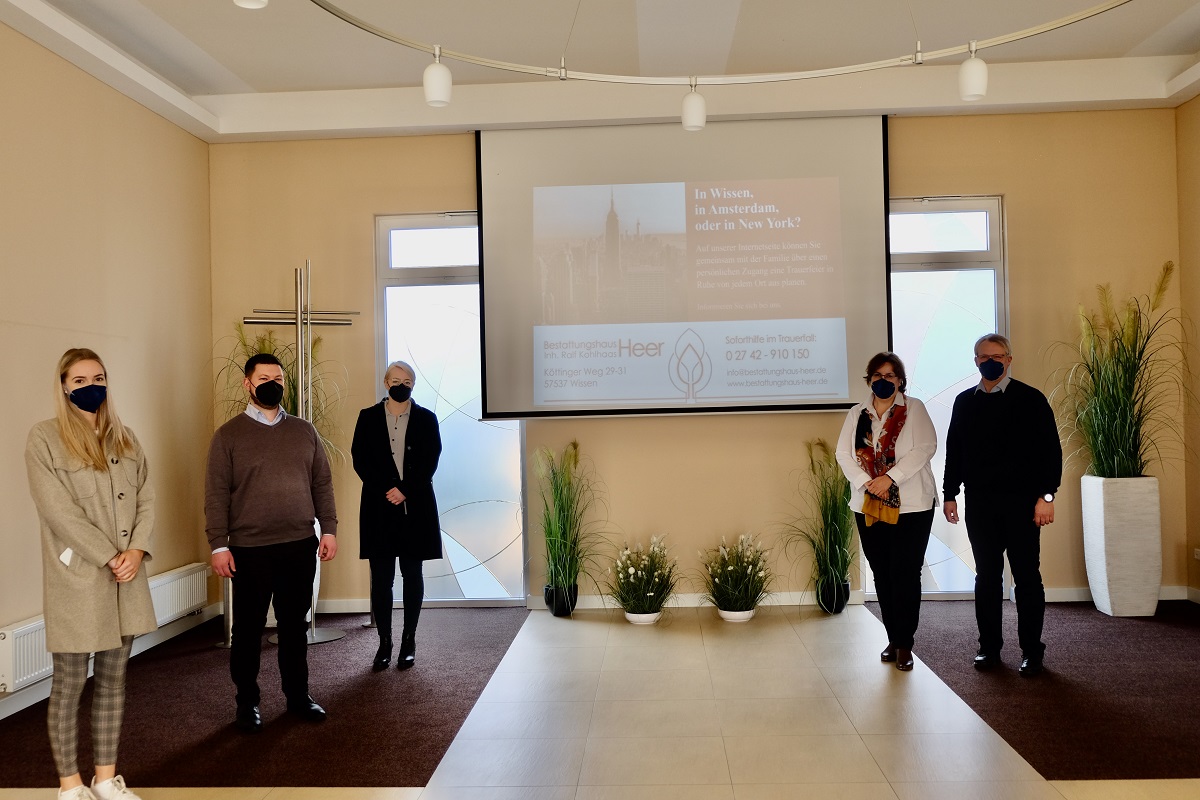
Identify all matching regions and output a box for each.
[1194,548,1200,561]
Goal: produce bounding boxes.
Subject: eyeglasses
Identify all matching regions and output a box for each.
[870,372,898,381]
[975,354,1008,363]
[385,378,414,387]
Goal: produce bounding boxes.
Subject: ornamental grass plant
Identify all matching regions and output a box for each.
[1056,262,1187,478]
[537,440,604,593]
[782,438,856,606]
[214,323,346,461]
[700,533,774,612]
[606,536,679,615]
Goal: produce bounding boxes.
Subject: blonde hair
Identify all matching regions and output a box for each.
[54,348,134,470]
[974,333,1012,356]
[385,360,417,386]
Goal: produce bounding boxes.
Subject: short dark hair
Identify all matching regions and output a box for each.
[244,352,283,378]
[863,351,907,392]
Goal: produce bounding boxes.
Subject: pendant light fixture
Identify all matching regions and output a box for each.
[681,78,706,132]
[958,40,988,101]
[424,45,453,107]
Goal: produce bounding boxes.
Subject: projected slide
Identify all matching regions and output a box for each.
[479,118,888,418]
[532,178,848,406]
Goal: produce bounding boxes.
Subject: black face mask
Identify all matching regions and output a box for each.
[388,384,413,403]
[67,384,107,413]
[978,359,1005,381]
[253,380,284,409]
[870,378,897,399]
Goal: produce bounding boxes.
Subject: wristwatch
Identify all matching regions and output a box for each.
[1042,493,1055,502]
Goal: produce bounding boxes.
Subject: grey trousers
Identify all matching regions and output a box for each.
[48,636,133,777]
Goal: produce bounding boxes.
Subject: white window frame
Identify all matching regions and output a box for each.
[882,195,1009,601]
[889,195,1008,336]
[374,212,480,386]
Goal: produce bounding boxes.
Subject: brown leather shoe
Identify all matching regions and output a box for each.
[896,649,914,671]
[880,643,897,662]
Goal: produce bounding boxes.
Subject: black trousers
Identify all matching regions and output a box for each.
[857,507,934,650]
[230,535,318,707]
[965,495,1046,659]
[369,555,424,641]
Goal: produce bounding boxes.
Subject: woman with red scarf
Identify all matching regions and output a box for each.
[835,352,937,671]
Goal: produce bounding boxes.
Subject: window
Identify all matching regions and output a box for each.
[884,196,1006,597]
[375,214,524,602]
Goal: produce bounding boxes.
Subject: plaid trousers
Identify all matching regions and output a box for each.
[47,636,133,777]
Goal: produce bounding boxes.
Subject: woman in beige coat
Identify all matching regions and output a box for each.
[25,348,157,800]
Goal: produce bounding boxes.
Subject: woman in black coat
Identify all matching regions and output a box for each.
[351,360,442,671]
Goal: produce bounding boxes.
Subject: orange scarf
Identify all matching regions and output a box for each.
[854,402,907,526]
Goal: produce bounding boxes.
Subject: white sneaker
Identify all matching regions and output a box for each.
[90,775,142,800]
[57,786,97,800]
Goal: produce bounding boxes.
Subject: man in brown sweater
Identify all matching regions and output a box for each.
[205,353,338,733]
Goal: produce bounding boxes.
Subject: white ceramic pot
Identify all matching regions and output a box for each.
[624,611,662,625]
[717,608,755,622]
[1080,475,1162,617]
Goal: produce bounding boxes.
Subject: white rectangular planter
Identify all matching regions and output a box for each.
[1080,475,1162,617]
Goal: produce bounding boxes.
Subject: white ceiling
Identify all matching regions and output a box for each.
[3,0,1200,142]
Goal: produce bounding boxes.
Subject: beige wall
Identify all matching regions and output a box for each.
[208,135,478,601]
[529,110,1188,599]
[208,111,1190,604]
[0,24,213,627]
[1178,95,1200,593]
[6,15,1195,624]
[889,110,1184,593]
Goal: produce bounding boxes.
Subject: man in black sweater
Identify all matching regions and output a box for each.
[942,334,1061,677]
[206,353,339,731]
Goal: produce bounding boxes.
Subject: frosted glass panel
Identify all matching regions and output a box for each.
[889,269,997,593]
[385,283,522,599]
[890,211,989,254]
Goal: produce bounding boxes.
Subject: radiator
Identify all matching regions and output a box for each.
[149,562,209,627]
[0,562,208,693]
[0,616,53,693]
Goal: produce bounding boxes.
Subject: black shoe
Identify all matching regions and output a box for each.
[1019,656,1043,677]
[373,639,393,672]
[234,704,262,733]
[286,696,327,722]
[896,648,914,671]
[880,643,897,663]
[973,651,1000,670]
[398,633,416,670]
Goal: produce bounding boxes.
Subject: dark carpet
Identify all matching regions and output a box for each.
[869,599,1200,780]
[0,608,529,788]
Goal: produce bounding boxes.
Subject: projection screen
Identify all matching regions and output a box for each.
[479,117,889,418]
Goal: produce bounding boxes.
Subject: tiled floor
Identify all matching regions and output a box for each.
[4,605,1198,799]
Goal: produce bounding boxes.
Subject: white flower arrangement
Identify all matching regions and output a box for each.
[700,533,774,612]
[605,536,679,615]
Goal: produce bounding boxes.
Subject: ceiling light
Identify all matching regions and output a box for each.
[959,40,988,101]
[424,45,452,107]
[233,0,268,8]
[682,79,706,132]
[305,0,1133,115]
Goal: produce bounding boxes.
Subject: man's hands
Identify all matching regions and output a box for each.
[1034,498,1054,527]
[385,487,407,505]
[943,498,1054,526]
[211,549,236,578]
[108,549,144,582]
[319,534,338,561]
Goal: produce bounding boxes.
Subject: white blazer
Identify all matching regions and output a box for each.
[835,393,938,515]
